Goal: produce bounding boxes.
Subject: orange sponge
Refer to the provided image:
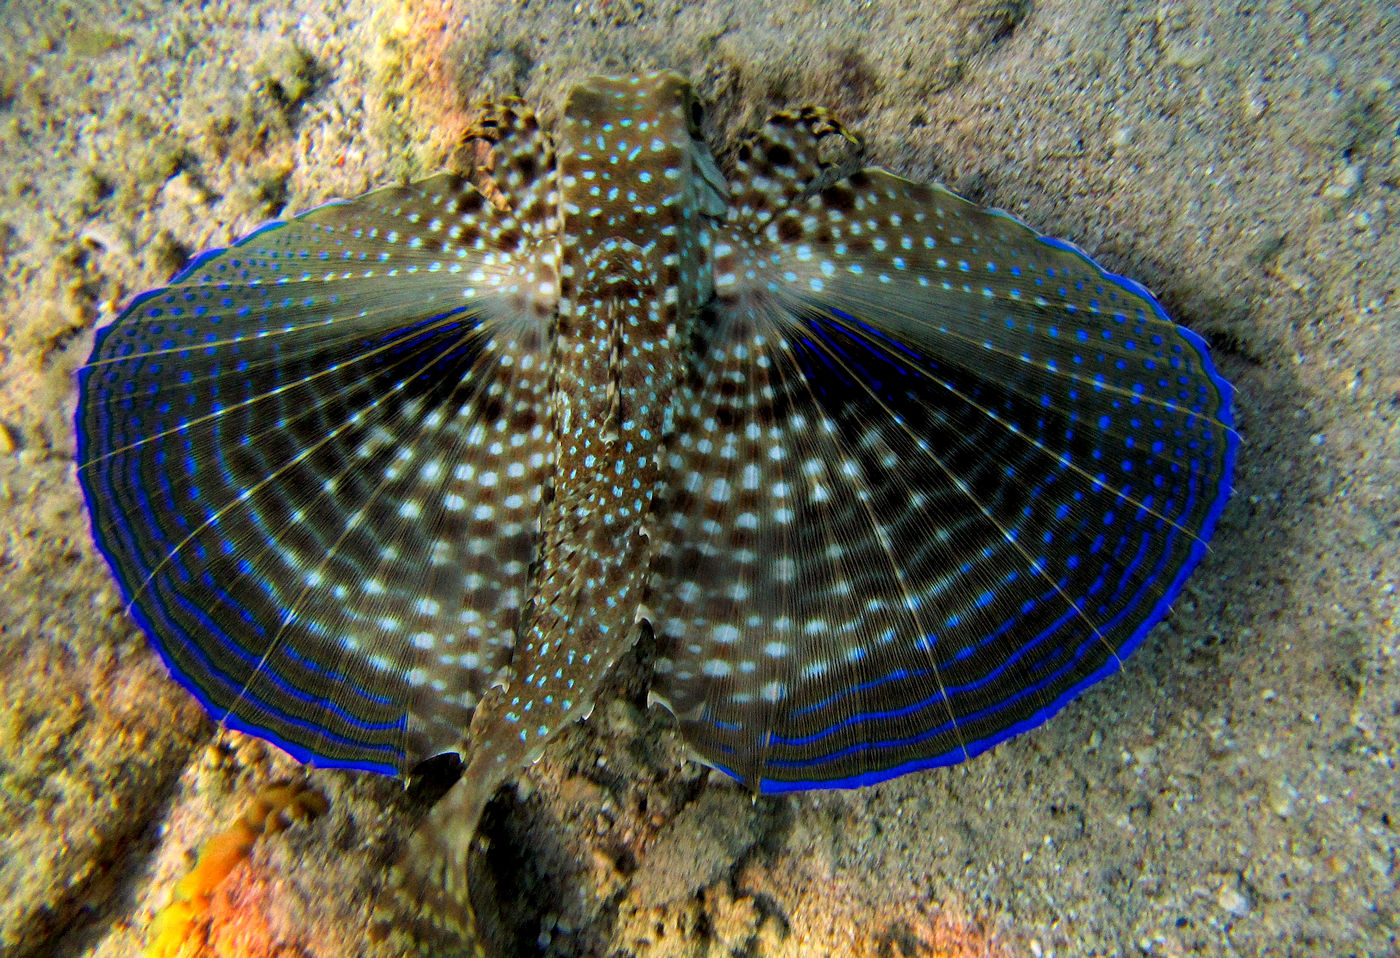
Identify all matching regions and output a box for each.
[145,783,328,958]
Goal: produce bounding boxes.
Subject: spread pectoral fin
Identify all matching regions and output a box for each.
[648,173,1236,791]
[77,174,559,773]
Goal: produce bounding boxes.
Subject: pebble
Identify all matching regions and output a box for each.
[1165,41,1211,69]
[1269,779,1297,817]
[1217,882,1252,918]
[1242,90,1269,122]
[0,422,14,455]
[1323,164,1363,202]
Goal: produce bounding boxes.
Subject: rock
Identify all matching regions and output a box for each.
[628,789,759,906]
[1217,882,1252,918]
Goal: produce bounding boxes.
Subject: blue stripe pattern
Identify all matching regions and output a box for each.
[648,170,1236,792]
[76,175,555,773]
[75,81,1235,804]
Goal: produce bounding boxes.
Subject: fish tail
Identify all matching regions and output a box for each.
[370,777,499,957]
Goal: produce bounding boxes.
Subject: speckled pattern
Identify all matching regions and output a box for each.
[71,64,1233,952]
[1,1,1397,956]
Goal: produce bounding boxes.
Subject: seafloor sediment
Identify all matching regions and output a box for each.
[0,1,1396,955]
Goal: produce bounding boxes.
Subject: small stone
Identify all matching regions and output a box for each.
[148,229,191,279]
[1309,53,1339,78]
[1244,229,1286,269]
[68,25,130,58]
[1322,164,1362,202]
[557,774,606,808]
[255,40,317,109]
[1217,882,1251,917]
[603,698,642,736]
[630,789,759,905]
[1242,91,1269,122]
[1280,267,1315,295]
[1269,779,1296,817]
[1165,41,1211,69]
[0,422,15,455]
[536,914,558,950]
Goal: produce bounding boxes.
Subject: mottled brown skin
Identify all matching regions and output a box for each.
[377,73,729,955]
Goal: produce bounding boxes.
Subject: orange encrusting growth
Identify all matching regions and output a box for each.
[144,783,328,958]
[371,0,477,169]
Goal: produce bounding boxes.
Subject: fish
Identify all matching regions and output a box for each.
[75,72,1237,953]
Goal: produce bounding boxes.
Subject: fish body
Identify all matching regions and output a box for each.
[76,73,1236,951]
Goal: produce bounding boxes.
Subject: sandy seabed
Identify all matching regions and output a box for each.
[1,0,1396,955]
